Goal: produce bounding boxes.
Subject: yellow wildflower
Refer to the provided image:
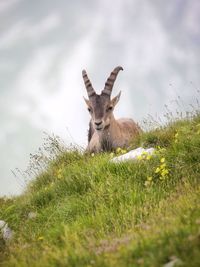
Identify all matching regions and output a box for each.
[110,152,114,158]
[137,155,142,161]
[161,169,169,176]
[38,236,44,241]
[155,167,160,173]
[160,157,165,163]
[146,155,152,160]
[116,147,122,154]
[142,151,148,155]
[160,163,166,169]
[175,132,179,138]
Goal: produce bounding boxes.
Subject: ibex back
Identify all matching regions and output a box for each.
[82,66,142,153]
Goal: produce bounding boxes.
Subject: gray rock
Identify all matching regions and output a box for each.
[0,220,13,241]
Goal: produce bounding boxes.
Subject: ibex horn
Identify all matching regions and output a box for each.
[102,66,123,97]
[82,70,96,98]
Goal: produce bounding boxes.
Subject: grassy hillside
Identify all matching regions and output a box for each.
[1,114,200,267]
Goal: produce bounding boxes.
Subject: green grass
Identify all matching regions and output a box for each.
[1,114,200,267]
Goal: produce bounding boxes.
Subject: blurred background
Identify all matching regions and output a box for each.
[0,0,200,196]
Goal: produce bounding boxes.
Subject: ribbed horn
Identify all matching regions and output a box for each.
[102,66,123,97]
[82,70,96,98]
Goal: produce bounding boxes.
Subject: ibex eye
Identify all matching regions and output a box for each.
[88,108,92,113]
[107,106,113,112]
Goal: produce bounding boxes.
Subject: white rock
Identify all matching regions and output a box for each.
[0,220,13,241]
[111,147,155,163]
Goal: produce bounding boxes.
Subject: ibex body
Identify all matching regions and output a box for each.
[82,66,142,153]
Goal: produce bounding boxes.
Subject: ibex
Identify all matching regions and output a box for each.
[82,66,142,153]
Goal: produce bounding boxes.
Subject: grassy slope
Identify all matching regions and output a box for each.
[1,115,200,267]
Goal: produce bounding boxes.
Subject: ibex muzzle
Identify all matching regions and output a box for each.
[82,66,142,153]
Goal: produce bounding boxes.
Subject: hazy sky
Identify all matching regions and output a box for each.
[0,0,199,196]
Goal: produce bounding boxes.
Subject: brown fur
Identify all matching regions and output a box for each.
[87,116,141,153]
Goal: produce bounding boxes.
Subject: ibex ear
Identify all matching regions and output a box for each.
[111,91,121,107]
[83,96,90,107]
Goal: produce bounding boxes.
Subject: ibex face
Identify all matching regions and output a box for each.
[83,66,123,131]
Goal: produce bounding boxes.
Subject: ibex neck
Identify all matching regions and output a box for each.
[106,115,118,132]
[99,115,117,134]
[96,115,120,151]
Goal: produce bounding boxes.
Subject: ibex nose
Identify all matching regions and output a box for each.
[95,121,103,126]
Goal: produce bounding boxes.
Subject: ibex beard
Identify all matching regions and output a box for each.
[82,66,142,153]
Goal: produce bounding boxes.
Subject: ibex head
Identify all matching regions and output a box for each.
[83,66,123,131]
